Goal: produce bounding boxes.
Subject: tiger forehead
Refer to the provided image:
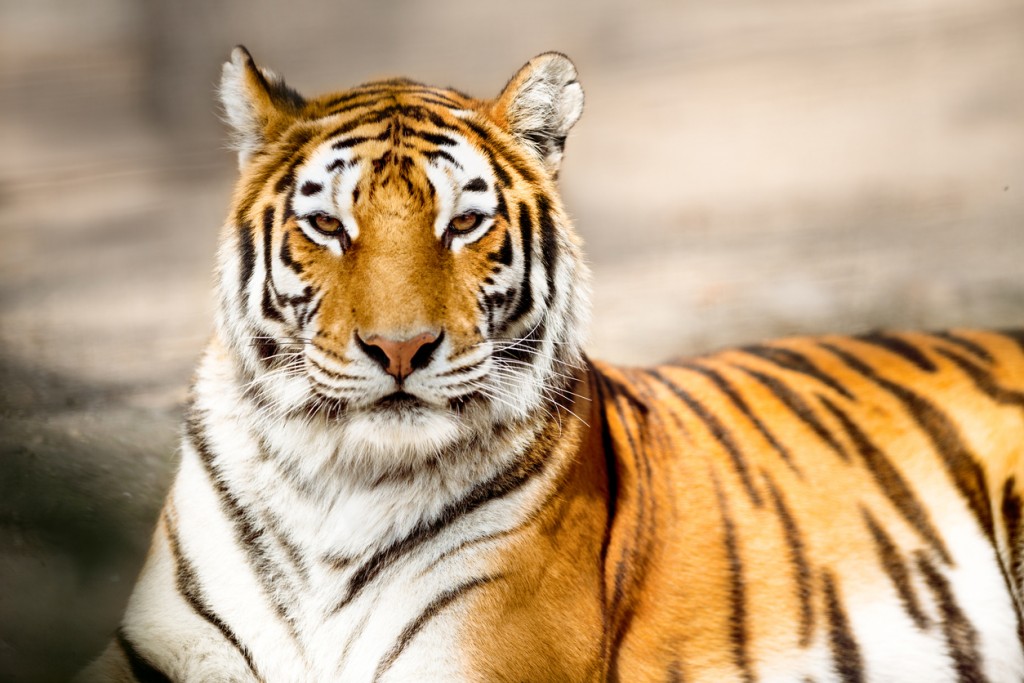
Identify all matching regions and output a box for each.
[309,79,475,116]
[291,100,497,198]
[288,99,500,244]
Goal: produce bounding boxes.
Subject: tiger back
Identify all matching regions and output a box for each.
[77,47,1024,682]
[595,330,1024,681]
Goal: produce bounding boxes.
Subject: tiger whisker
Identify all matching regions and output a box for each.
[483,369,591,412]
[491,357,582,385]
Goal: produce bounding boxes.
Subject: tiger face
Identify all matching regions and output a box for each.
[216,48,589,465]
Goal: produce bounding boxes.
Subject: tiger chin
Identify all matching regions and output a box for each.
[78,46,1024,683]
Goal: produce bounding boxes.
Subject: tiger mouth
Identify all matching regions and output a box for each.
[374,391,428,412]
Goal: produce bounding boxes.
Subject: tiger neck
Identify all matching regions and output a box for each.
[187,336,597,565]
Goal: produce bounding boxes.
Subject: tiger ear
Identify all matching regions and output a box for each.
[219,46,306,168]
[492,52,584,175]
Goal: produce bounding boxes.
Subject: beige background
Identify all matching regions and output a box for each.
[1,0,1022,679]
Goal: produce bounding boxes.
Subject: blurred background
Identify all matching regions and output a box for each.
[1,0,1022,679]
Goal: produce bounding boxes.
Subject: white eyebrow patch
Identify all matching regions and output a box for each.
[291,141,364,250]
[424,132,499,251]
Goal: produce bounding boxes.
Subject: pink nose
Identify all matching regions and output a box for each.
[356,331,441,381]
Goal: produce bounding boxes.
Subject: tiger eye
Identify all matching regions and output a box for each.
[448,212,482,235]
[311,213,343,235]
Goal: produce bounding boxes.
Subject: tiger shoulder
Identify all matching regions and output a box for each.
[77,46,1024,682]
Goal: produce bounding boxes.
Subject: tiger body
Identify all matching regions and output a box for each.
[592,332,1024,682]
[79,47,1024,682]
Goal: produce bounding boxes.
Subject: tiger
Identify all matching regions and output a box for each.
[76,45,1024,682]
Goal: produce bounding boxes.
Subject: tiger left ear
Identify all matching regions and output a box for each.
[219,45,306,168]
[492,52,584,175]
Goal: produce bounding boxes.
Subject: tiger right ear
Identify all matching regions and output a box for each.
[219,46,306,168]
[491,53,584,175]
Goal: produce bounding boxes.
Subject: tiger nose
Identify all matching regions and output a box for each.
[356,330,443,382]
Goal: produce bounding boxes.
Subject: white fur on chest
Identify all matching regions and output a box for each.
[164,353,552,681]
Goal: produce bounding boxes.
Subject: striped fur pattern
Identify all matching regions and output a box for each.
[78,48,1024,682]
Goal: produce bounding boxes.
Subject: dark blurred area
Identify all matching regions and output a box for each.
[1,0,1022,680]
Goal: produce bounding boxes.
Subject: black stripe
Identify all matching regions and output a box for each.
[821,342,995,545]
[332,135,373,149]
[299,181,322,196]
[413,95,464,109]
[491,156,513,188]
[493,319,543,365]
[933,347,1024,409]
[536,195,559,307]
[679,362,798,472]
[344,84,462,106]
[1002,477,1024,585]
[260,206,284,322]
[262,508,310,585]
[711,470,752,683]
[270,135,312,200]
[463,119,538,185]
[273,157,302,194]
[734,366,851,462]
[762,471,814,646]
[372,576,497,682]
[337,609,372,675]
[326,158,351,173]
[494,186,509,221]
[997,478,1024,650]
[588,367,621,644]
[301,295,322,328]
[185,416,258,545]
[327,83,455,101]
[505,202,534,325]
[915,552,988,683]
[818,395,952,563]
[117,628,172,683]
[600,377,656,674]
[999,329,1024,354]
[855,332,937,372]
[279,232,303,274]
[277,125,314,152]
[324,96,383,117]
[321,85,418,110]
[647,369,762,506]
[489,229,514,266]
[163,509,261,679]
[185,414,301,637]
[931,331,994,364]
[423,148,461,168]
[237,221,256,304]
[822,571,865,683]
[422,525,526,575]
[463,177,488,192]
[324,107,399,143]
[252,335,280,367]
[860,508,930,629]
[329,444,551,614]
[408,129,457,147]
[740,344,855,399]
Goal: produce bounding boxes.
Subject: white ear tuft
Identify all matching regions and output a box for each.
[218,46,304,168]
[493,53,584,174]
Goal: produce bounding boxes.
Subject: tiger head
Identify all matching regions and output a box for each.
[215,47,590,464]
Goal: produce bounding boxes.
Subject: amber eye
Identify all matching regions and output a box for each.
[447,212,484,235]
[307,212,344,236]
